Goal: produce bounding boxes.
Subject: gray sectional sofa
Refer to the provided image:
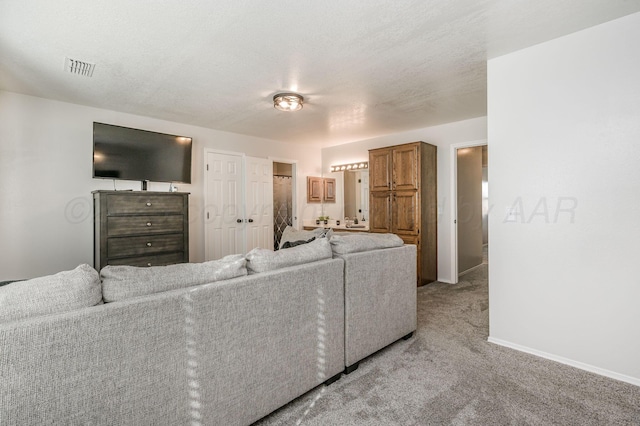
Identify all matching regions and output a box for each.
[331,234,417,373]
[0,233,417,425]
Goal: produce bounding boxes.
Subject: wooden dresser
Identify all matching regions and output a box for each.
[93,191,189,270]
[369,141,437,285]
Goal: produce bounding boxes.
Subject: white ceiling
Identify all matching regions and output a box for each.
[2,1,639,146]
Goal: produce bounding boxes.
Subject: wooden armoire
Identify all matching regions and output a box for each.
[369,141,437,285]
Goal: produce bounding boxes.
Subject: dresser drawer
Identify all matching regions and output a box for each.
[107,252,186,267]
[107,234,184,257]
[106,194,185,215]
[107,215,184,237]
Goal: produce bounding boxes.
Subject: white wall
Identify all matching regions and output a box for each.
[488,12,640,385]
[0,91,323,280]
[322,116,487,283]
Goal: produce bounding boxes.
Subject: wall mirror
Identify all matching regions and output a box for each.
[340,169,369,221]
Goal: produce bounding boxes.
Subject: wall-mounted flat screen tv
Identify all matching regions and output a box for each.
[93,122,192,184]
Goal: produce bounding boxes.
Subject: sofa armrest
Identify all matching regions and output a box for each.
[336,244,417,368]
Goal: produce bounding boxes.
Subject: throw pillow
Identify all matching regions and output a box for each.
[330,233,404,254]
[0,264,102,323]
[281,236,316,249]
[101,254,247,302]
[246,238,332,274]
[279,226,333,249]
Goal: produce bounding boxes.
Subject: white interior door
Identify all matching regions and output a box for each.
[205,151,244,260]
[244,156,273,251]
[360,170,370,221]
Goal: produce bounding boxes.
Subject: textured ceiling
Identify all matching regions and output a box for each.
[2,1,639,146]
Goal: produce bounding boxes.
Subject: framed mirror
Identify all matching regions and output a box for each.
[342,169,369,221]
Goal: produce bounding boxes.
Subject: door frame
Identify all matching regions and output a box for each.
[450,139,487,284]
[268,156,298,230]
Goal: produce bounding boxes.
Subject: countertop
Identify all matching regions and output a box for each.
[302,220,369,232]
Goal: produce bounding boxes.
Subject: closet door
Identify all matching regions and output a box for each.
[205,151,274,260]
[205,151,244,260]
[244,156,273,252]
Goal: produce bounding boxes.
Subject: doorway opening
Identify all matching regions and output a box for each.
[450,140,488,283]
[273,162,293,250]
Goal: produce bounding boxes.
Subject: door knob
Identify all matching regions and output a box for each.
[236,219,242,223]
[248,219,254,223]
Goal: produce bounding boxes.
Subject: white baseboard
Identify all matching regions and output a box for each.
[487,337,640,387]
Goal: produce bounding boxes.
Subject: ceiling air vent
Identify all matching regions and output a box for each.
[64,57,95,77]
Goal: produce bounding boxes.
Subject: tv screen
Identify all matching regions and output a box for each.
[93,122,192,184]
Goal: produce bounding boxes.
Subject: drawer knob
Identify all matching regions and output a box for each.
[147,263,152,267]
[146,242,152,247]
[146,222,152,227]
[146,202,152,207]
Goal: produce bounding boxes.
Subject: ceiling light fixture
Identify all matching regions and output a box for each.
[273,93,303,112]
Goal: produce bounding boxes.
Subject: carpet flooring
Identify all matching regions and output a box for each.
[255,260,640,425]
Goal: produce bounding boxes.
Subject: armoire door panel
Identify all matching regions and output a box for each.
[392,191,419,235]
[392,144,419,191]
[369,192,391,233]
[369,149,392,191]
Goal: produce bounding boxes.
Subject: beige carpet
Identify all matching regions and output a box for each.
[256,264,640,425]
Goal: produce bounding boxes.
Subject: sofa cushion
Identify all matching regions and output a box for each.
[0,264,102,323]
[247,238,332,274]
[101,254,247,302]
[330,233,404,254]
[0,280,23,287]
[278,226,333,250]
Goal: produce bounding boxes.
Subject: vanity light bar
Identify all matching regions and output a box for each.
[330,162,369,173]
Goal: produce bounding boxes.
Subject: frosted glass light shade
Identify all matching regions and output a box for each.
[273,93,303,112]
